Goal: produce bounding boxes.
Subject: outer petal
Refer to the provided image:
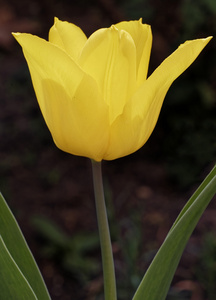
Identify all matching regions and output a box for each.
[115,19,152,87]
[104,37,212,160]
[13,33,109,161]
[79,26,136,123]
[49,17,87,61]
[13,33,84,112]
[41,77,109,161]
[104,112,143,160]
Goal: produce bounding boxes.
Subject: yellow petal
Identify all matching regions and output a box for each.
[79,26,136,123]
[104,36,212,160]
[115,19,152,87]
[13,33,84,113]
[132,37,213,121]
[13,33,109,161]
[49,17,87,61]
[104,112,143,160]
[41,76,109,161]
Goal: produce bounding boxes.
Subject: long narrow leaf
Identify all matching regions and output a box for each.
[133,165,216,300]
[0,193,51,300]
[0,235,37,299]
[170,164,216,231]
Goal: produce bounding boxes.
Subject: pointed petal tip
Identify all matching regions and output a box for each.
[199,36,213,44]
[12,32,34,43]
[203,36,213,47]
[206,36,213,43]
[12,32,22,42]
[178,36,213,52]
[194,36,213,47]
[54,17,60,24]
[110,25,118,32]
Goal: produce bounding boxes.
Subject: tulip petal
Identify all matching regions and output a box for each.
[13,33,85,113]
[115,19,152,87]
[104,113,142,160]
[132,37,213,126]
[48,17,87,61]
[13,33,109,161]
[104,37,212,160]
[79,26,137,123]
[41,77,109,161]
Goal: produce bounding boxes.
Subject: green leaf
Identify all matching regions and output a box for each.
[170,164,216,231]
[132,165,216,300]
[0,193,51,300]
[0,235,38,299]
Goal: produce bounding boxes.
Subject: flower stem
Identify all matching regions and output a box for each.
[91,160,117,300]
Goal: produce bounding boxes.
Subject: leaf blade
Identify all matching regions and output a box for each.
[133,165,216,300]
[0,235,38,299]
[0,193,51,300]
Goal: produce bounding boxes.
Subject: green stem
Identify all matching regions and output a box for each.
[91,160,117,300]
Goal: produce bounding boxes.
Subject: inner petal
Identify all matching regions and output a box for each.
[115,20,152,87]
[49,17,87,62]
[78,26,136,123]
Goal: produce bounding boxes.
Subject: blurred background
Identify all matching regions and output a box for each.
[0,0,216,299]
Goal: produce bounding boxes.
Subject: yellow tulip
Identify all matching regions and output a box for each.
[13,18,212,161]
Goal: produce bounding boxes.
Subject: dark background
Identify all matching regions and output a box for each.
[0,0,216,299]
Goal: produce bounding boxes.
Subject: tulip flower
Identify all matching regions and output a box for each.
[11,19,214,300]
[13,18,211,161]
